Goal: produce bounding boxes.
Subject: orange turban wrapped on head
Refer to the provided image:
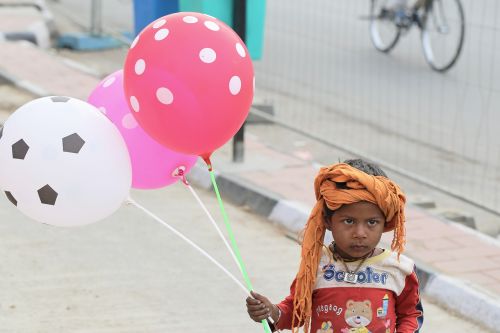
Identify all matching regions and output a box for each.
[291,163,406,333]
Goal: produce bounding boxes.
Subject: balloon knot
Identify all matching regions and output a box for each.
[201,155,213,171]
[172,166,189,185]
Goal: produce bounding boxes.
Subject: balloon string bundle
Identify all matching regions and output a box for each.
[126,196,248,295]
[208,169,273,333]
[173,168,243,275]
[176,167,275,332]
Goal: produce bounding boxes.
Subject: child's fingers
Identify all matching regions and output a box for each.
[248,306,270,316]
[251,312,271,322]
[247,304,272,322]
[251,291,267,302]
[246,296,262,305]
[247,302,267,312]
[246,291,272,322]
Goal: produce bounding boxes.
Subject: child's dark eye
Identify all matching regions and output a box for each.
[367,219,380,226]
[343,218,354,225]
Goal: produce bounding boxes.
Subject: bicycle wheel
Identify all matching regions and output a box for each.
[421,0,465,72]
[370,0,401,52]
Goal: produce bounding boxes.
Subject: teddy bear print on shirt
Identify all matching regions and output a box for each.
[341,300,372,333]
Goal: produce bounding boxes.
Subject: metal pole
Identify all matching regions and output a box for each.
[90,0,102,37]
[232,0,246,163]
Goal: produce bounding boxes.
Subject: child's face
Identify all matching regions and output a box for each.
[326,201,385,260]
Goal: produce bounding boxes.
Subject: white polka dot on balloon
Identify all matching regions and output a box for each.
[98,106,107,114]
[156,87,174,105]
[229,76,241,95]
[183,16,198,23]
[236,43,246,57]
[103,76,116,88]
[199,48,216,63]
[131,35,139,49]
[130,96,140,112]
[204,21,220,31]
[135,59,146,75]
[154,29,169,41]
[122,114,138,129]
[152,19,166,29]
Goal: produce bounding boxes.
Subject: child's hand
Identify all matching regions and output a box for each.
[246,291,279,323]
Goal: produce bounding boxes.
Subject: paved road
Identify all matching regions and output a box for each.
[0,178,491,332]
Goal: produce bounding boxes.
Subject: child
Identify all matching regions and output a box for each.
[246,159,423,332]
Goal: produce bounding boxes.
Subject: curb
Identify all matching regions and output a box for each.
[425,274,500,329]
[189,163,500,332]
[0,66,49,97]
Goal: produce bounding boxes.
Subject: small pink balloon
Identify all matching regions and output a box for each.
[88,70,197,189]
[123,12,254,160]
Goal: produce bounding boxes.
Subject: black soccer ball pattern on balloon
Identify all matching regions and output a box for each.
[2,96,87,207]
[12,138,29,159]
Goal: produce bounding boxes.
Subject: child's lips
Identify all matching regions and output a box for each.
[350,245,368,251]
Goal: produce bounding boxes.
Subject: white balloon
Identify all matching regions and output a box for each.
[0,96,132,227]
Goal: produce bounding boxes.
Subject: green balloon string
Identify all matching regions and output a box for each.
[209,170,272,333]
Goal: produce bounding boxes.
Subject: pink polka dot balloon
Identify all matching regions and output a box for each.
[88,70,198,189]
[123,12,254,162]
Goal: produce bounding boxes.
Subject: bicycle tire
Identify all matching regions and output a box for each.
[370,0,401,53]
[421,0,465,72]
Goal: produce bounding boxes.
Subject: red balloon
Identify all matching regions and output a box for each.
[123,12,254,160]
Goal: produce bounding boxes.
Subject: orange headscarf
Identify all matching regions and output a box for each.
[291,163,406,332]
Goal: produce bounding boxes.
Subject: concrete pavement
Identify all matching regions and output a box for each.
[0,179,298,332]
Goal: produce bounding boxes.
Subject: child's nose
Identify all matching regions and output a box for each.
[353,224,368,238]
